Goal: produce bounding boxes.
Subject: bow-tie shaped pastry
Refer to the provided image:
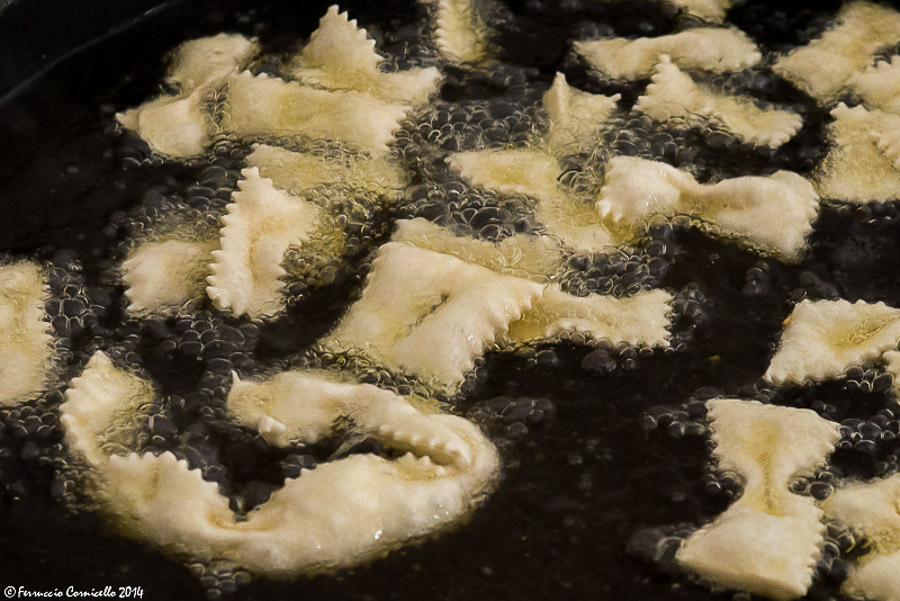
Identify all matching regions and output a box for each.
[574,27,760,81]
[635,56,802,149]
[117,34,258,157]
[596,156,818,260]
[764,299,900,386]
[773,2,900,102]
[285,5,440,105]
[814,103,900,203]
[118,5,442,158]
[677,399,841,600]
[824,475,900,601]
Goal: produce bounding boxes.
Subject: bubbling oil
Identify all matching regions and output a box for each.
[4,0,900,600]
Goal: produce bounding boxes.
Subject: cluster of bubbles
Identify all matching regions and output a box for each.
[401,180,539,242]
[465,394,557,452]
[45,259,99,362]
[398,96,543,160]
[186,563,253,601]
[0,396,68,504]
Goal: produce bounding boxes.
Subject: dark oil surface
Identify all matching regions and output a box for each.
[0,1,897,600]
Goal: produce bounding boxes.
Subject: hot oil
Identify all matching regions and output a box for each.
[0,0,894,599]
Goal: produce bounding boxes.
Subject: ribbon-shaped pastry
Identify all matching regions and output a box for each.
[394,221,671,348]
[119,5,439,157]
[121,156,401,319]
[222,71,409,155]
[447,147,618,252]
[245,143,407,200]
[446,73,622,251]
[60,352,500,576]
[324,240,545,391]
[390,218,563,281]
[677,399,841,600]
[542,72,620,159]
[506,284,672,347]
[122,239,218,316]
